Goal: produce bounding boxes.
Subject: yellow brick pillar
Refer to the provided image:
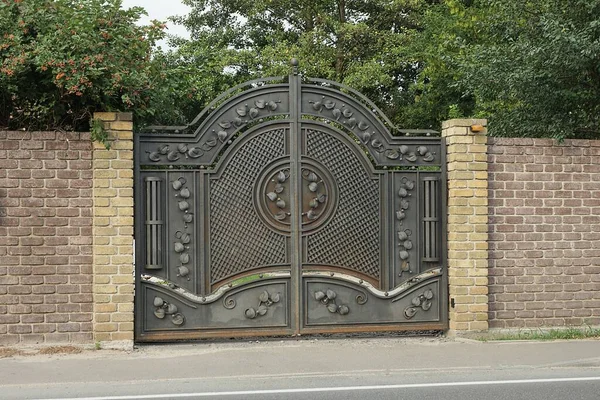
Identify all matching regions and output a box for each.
[92,112,134,349]
[442,119,489,334]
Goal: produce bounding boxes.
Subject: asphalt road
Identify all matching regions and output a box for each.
[1,337,599,400]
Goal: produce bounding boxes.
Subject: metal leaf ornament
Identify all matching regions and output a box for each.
[148,152,160,162]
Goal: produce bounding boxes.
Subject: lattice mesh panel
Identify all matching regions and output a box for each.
[210,129,287,284]
[305,129,381,279]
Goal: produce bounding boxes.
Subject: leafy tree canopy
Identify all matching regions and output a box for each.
[166,0,600,138]
[0,0,165,130]
[167,0,441,129]
[416,0,600,139]
[1,0,598,140]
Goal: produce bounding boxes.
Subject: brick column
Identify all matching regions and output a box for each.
[92,112,134,348]
[442,119,489,333]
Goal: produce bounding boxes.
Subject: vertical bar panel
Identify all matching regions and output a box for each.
[146,179,151,267]
[422,176,439,263]
[144,177,163,269]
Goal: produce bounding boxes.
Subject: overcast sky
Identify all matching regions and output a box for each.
[121,0,191,45]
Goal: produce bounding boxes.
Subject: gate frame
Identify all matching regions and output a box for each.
[131,65,449,342]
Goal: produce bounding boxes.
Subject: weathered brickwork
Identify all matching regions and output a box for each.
[4,116,599,345]
[0,131,93,345]
[92,112,135,347]
[443,119,489,332]
[488,138,600,328]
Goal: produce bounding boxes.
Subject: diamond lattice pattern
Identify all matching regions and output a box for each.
[305,129,381,279]
[210,129,287,285]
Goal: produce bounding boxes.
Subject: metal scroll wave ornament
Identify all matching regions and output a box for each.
[397,177,415,278]
[301,168,328,222]
[308,97,435,162]
[146,99,280,163]
[404,289,434,319]
[265,169,291,222]
[264,168,330,225]
[243,290,281,319]
[173,177,192,281]
[147,142,208,163]
[153,296,185,326]
[314,289,350,315]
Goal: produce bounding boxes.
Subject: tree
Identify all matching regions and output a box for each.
[0,0,166,130]
[169,0,441,129]
[416,0,600,139]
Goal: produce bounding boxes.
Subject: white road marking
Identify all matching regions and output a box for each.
[31,376,600,400]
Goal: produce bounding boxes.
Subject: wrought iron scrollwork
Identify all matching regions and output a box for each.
[404,289,434,319]
[301,168,328,222]
[355,291,368,305]
[147,143,206,163]
[153,296,185,326]
[308,97,436,163]
[244,290,281,319]
[397,177,415,278]
[265,168,291,223]
[217,99,281,143]
[314,289,350,315]
[385,145,435,163]
[173,177,192,281]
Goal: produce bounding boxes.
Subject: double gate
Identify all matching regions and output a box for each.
[135,66,447,341]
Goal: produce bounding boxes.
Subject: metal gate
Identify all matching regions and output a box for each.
[134,63,447,341]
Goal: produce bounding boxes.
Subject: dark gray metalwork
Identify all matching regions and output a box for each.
[134,60,447,341]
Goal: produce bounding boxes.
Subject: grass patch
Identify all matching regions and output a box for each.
[481,327,600,341]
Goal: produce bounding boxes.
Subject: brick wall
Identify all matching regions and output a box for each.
[0,131,93,345]
[92,112,134,347]
[488,138,600,328]
[443,119,489,333]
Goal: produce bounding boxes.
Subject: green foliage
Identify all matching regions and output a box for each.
[89,118,109,149]
[0,0,166,130]
[478,327,600,341]
[166,0,441,130]
[417,0,600,139]
[3,0,597,139]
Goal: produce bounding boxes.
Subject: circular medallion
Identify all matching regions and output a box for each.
[254,158,337,235]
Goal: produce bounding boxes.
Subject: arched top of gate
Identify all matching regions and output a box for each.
[298,77,441,167]
[138,63,441,168]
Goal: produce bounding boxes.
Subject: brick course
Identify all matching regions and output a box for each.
[443,119,489,332]
[488,138,600,328]
[0,131,93,345]
[92,112,134,346]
